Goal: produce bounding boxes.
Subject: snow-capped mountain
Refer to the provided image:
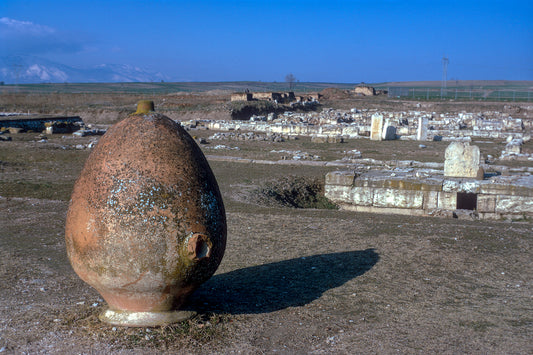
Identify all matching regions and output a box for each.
[0,56,169,83]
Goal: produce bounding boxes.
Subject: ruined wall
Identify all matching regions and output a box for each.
[252,92,283,101]
[325,170,533,219]
[231,91,298,103]
[354,86,376,96]
[230,93,252,102]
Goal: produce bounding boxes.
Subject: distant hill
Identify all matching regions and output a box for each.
[0,55,168,84]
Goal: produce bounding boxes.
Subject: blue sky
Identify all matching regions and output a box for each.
[1,0,532,82]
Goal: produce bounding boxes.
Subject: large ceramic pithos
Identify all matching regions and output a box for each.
[65,106,226,326]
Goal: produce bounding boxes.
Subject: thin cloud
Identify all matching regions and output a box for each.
[0,17,55,36]
[0,17,85,55]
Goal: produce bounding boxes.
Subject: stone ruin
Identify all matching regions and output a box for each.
[185,105,532,219]
[230,92,253,102]
[325,141,533,220]
[353,85,376,96]
[195,107,530,143]
[208,131,288,142]
[231,91,302,103]
[230,91,321,105]
[353,85,387,96]
[3,104,529,221]
[444,142,484,179]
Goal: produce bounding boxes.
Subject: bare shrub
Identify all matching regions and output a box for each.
[252,175,337,209]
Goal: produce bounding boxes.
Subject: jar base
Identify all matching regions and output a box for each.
[99,308,196,327]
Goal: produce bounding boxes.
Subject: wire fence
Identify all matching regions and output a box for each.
[386,87,533,102]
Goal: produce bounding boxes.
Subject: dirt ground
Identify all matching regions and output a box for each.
[1,93,532,354]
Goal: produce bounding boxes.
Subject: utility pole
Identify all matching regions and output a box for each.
[11,64,23,92]
[441,55,449,99]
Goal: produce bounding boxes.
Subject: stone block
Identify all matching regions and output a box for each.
[505,140,522,154]
[417,117,428,141]
[442,180,460,192]
[479,183,533,197]
[373,188,424,209]
[444,142,484,179]
[397,126,409,135]
[495,195,533,213]
[324,185,352,202]
[477,194,496,213]
[370,113,384,141]
[311,135,328,143]
[350,186,374,206]
[443,179,481,193]
[380,178,443,192]
[325,171,356,186]
[438,192,457,210]
[382,124,397,140]
[423,190,439,210]
[353,178,372,188]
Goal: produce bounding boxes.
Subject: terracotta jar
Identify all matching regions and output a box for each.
[65,107,226,326]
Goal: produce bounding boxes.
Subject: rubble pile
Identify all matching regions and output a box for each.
[270,149,320,161]
[209,131,287,142]
[205,108,529,142]
[500,135,533,161]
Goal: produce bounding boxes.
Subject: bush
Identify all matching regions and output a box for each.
[253,175,337,209]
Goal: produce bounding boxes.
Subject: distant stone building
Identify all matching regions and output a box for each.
[297,93,322,102]
[230,92,253,102]
[230,91,301,103]
[253,92,283,101]
[354,85,376,96]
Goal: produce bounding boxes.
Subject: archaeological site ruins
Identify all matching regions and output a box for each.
[179,97,533,220]
[1,81,532,353]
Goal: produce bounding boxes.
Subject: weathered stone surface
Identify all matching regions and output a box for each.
[365,176,442,191]
[479,177,533,197]
[442,179,481,193]
[495,195,533,213]
[504,139,523,154]
[354,86,376,96]
[370,113,384,141]
[325,171,356,186]
[350,187,374,206]
[438,192,457,210]
[324,185,352,202]
[423,190,439,210]
[382,123,397,140]
[230,92,252,101]
[417,117,428,141]
[444,142,484,179]
[477,194,496,212]
[373,188,424,209]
